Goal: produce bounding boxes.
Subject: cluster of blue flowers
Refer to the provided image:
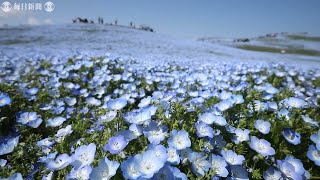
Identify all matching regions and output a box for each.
[0,54,319,179]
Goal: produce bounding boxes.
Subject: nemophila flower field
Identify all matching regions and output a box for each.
[0,55,319,179]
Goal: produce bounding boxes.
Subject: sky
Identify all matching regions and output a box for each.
[1,0,320,38]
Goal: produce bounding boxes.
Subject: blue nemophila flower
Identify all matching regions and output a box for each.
[42,171,53,180]
[212,116,227,126]
[151,165,175,180]
[311,130,320,150]
[220,150,245,165]
[225,124,236,133]
[143,105,158,116]
[281,128,301,145]
[104,135,128,154]
[27,117,43,128]
[0,136,19,155]
[147,144,168,163]
[215,100,233,112]
[194,121,214,138]
[17,112,42,128]
[249,136,275,157]
[36,138,55,148]
[188,91,199,98]
[46,153,73,171]
[277,108,291,120]
[143,121,168,145]
[167,147,180,165]
[263,167,283,180]
[229,165,249,180]
[39,152,57,163]
[121,156,142,179]
[301,115,319,127]
[24,87,38,100]
[138,96,152,108]
[230,94,244,104]
[95,111,117,125]
[198,112,216,124]
[213,135,226,150]
[115,129,136,142]
[202,138,215,152]
[254,119,271,134]
[286,97,307,108]
[134,150,165,178]
[90,157,120,179]
[124,109,151,125]
[198,112,227,126]
[64,97,77,106]
[209,154,229,177]
[0,92,11,107]
[0,159,7,167]
[129,123,143,137]
[46,116,67,127]
[199,90,213,99]
[210,176,220,180]
[232,128,250,144]
[188,152,211,177]
[4,173,23,180]
[307,145,320,166]
[107,98,127,110]
[284,156,305,176]
[85,97,101,106]
[266,101,278,111]
[277,160,302,179]
[264,85,279,94]
[64,82,75,89]
[168,129,191,150]
[72,143,96,169]
[80,107,89,114]
[219,91,232,100]
[170,166,188,180]
[55,125,73,140]
[39,103,52,111]
[66,165,92,180]
[152,91,163,100]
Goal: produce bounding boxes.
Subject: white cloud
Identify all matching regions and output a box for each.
[27,16,39,25]
[44,18,53,24]
[0,9,22,17]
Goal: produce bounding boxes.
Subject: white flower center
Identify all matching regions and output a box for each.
[152,129,161,136]
[80,152,90,162]
[312,151,320,160]
[101,169,109,177]
[227,157,236,164]
[129,166,139,176]
[257,143,266,151]
[200,126,208,134]
[112,142,121,150]
[174,136,183,146]
[142,161,153,171]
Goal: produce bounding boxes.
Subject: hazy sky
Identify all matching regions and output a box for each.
[1,0,320,38]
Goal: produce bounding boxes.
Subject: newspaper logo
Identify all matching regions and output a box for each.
[1,1,12,12]
[1,1,54,12]
[44,1,54,12]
